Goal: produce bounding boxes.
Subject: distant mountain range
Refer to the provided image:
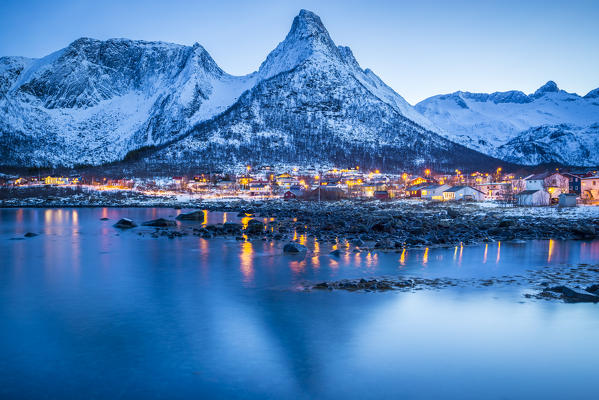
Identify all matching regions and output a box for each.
[416,81,599,166]
[0,9,597,170]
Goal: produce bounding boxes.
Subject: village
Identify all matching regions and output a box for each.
[1,165,598,206]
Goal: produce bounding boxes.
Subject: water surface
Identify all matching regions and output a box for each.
[1,208,598,399]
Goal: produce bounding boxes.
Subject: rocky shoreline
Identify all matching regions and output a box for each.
[190,199,599,250]
[3,188,599,249]
[117,199,598,251]
[300,263,599,303]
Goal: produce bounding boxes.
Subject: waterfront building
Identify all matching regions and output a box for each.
[515,189,550,206]
[442,186,485,201]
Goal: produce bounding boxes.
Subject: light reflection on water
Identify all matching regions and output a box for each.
[0,208,598,399]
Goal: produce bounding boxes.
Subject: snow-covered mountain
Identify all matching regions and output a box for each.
[0,9,502,170]
[0,38,260,167]
[416,81,599,166]
[146,10,496,170]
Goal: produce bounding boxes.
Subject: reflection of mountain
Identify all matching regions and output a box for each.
[4,207,599,398]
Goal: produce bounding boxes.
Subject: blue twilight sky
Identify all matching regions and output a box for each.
[0,0,597,104]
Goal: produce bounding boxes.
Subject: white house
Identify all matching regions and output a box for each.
[515,189,550,206]
[524,174,545,191]
[421,184,451,201]
[442,186,485,201]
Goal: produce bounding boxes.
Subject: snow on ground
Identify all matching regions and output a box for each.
[470,201,599,220]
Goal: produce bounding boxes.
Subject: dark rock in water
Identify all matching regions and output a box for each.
[142,218,177,227]
[352,238,365,247]
[223,222,243,233]
[100,217,109,221]
[9,237,25,240]
[283,242,307,253]
[113,218,137,229]
[572,225,596,238]
[329,249,341,257]
[245,219,265,234]
[176,210,204,221]
[314,282,329,289]
[544,286,568,293]
[24,232,38,238]
[561,287,599,303]
[585,284,599,294]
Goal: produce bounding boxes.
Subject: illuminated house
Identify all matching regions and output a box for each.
[581,174,599,201]
[215,180,236,190]
[408,176,429,187]
[276,174,299,190]
[44,176,68,185]
[476,182,513,201]
[408,184,428,198]
[563,172,589,195]
[249,181,271,195]
[421,184,451,201]
[442,186,484,201]
[525,172,568,199]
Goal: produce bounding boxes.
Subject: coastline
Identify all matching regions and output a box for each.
[2,188,598,251]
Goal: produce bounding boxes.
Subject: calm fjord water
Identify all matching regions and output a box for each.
[1,208,598,399]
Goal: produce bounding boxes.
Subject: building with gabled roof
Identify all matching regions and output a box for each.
[442,186,485,201]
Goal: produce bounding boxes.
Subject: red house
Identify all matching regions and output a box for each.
[374,190,389,200]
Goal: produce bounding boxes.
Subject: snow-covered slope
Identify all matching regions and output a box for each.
[1,9,499,169]
[0,39,257,167]
[415,81,599,165]
[148,10,498,170]
[496,124,599,166]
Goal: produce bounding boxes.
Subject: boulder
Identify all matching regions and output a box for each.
[313,282,329,289]
[100,217,109,221]
[245,219,265,234]
[142,218,177,227]
[446,208,460,218]
[223,222,243,233]
[561,287,599,303]
[544,286,568,293]
[176,210,204,222]
[585,284,599,295]
[352,238,365,247]
[113,218,137,229]
[283,242,307,254]
[24,232,38,238]
[329,249,341,257]
[572,225,596,238]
